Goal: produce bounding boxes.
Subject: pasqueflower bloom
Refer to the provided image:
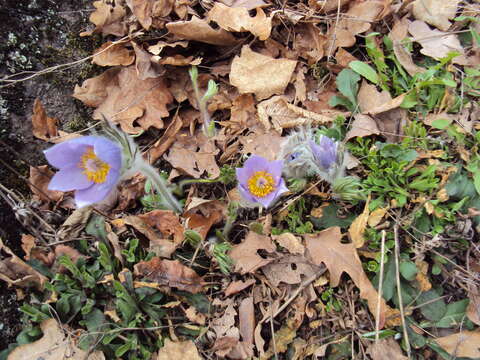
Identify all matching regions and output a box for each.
[309,135,338,171]
[236,155,288,208]
[44,136,122,208]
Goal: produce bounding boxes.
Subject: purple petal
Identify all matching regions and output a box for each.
[48,166,93,191]
[310,137,337,170]
[74,168,120,208]
[93,137,122,171]
[257,178,289,208]
[264,159,284,183]
[237,184,258,204]
[236,167,251,187]
[44,142,89,169]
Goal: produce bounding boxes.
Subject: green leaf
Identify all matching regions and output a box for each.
[416,289,447,321]
[433,299,469,328]
[329,95,355,111]
[349,61,379,84]
[335,69,360,108]
[400,91,418,108]
[400,260,417,281]
[86,214,107,241]
[431,118,452,130]
[473,171,480,196]
[184,230,202,246]
[445,170,477,199]
[311,203,355,230]
[373,256,396,302]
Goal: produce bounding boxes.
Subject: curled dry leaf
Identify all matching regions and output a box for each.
[348,198,370,248]
[138,210,184,245]
[344,114,380,141]
[132,41,163,80]
[239,297,255,345]
[80,0,126,37]
[0,238,47,290]
[294,23,327,65]
[273,233,305,254]
[367,338,408,360]
[134,257,204,293]
[240,130,284,161]
[73,66,173,134]
[368,207,388,227]
[408,20,468,65]
[92,41,135,67]
[29,166,63,203]
[208,3,272,40]
[257,96,337,133]
[412,0,459,31]
[229,231,276,274]
[57,206,93,241]
[358,81,391,114]
[32,98,58,142]
[262,255,322,287]
[184,198,225,240]
[148,40,188,55]
[304,227,391,327]
[393,41,425,77]
[8,318,105,360]
[434,330,480,358]
[147,113,183,163]
[21,234,35,260]
[230,46,297,101]
[157,339,202,360]
[166,16,238,46]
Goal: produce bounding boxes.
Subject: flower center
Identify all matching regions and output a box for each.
[247,171,275,197]
[79,147,110,183]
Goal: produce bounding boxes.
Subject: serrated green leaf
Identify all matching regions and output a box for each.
[349,60,379,84]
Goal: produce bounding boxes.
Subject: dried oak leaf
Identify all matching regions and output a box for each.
[73,66,173,134]
[132,41,164,80]
[8,318,105,360]
[412,0,459,31]
[367,338,407,360]
[184,198,226,240]
[126,0,174,30]
[229,232,276,274]
[272,233,304,255]
[208,3,272,40]
[157,339,202,360]
[32,98,58,142]
[348,198,370,248]
[304,227,391,327]
[434,331,480,358]
[134,257,204,293]
[21,234,35,260]
[408,20,468,65]
[164,130,220,179]
[92,41,135,67]
[344,114,380,141]
[393,41,425,77]
[257,96,338,133]
[81,0,126,37]
[138,210,184,245]
[29,166,63,203]
[146,113,183,163]
[293,23,327,65]
[240,130,284,161]
[224,278,256,296]
[0,238,47,290]
[57,207,93,241]
[230,46,297,101]
[166,16,238,46]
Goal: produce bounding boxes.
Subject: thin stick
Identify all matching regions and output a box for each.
[394,224,411,359]
[269,290,279,360]
[374,230,386,343]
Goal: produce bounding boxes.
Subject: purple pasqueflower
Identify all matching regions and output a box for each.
[44,136,122,208]
[309,135,338,171]
[236,155,289,208]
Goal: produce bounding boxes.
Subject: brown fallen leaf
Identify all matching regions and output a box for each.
[73,66,173,134]
[368,207,388,227]
[257,96,337,133]
[184,306,206,325]
[335,47,358,67]
[273,233,305,255]
[367,338,408,360]
[32,98,58,142]
[126,0,174,30]
[348,198,370,248]
[240,130,284,161]
[164,130,220,179]
[408,20,468,65]
[134,257,204,293]
[412,0,459,31]
[146,114,183,163]
[21,234,36,260]
[262,255,322,287]
[57,207,93,241]
[80,0,126,37]
[153,54,202,66]
[434,330,480,358]
[393,41,425,77]
[29,166,63,203]
[92,41,135,67]
[166,16,238,46]
[229,231,276,274]
[304,227,391,327]
[221,0,268,9]
[0,238,47,290]
[294,23,327,65]
[8,318,105,360]
[224,278,256,296]
[467,288,480,325]
[239,297,255,345]
[132,41,163,80]
[230,46,297,101]
[208,3,272,40]
[138,210,184,245]
[183,198,225,240]
[357,81,391,114]
[157,339,202,360]
[344,114,380,141]
[148,40,189,55]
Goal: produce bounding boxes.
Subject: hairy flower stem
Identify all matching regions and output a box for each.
[137,161,182,213]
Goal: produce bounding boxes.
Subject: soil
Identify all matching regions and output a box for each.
[0,0,97,349]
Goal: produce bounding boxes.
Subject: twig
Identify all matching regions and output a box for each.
[374,230,386,343]
[268,289,279,360]
[394,224,411,359]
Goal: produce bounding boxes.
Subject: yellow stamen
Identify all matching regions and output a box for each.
[247,171,275,197]
[79,147,110,183]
